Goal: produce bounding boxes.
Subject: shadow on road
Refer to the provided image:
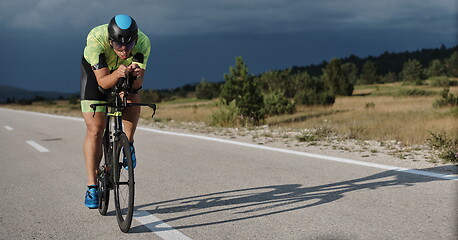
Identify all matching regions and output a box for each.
[132,167,451,232]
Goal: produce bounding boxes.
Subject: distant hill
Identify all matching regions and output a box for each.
[0,85,75,103]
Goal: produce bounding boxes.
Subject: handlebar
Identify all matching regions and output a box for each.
[89,102,157,118]
[98,77,140,96]
[91,71,155,117]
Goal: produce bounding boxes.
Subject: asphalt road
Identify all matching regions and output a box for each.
[0,108,457,240]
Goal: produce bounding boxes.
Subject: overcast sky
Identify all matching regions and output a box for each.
[1,0,456,92]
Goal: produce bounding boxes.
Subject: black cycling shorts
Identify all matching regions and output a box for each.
[80,56,107,101]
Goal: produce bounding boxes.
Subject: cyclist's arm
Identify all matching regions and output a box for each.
[130,32,150,91]
[128,64,145,90]
[94,65,128,89]
[134,68,144,89]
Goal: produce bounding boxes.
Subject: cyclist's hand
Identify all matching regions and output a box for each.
[115,65,128,78]
[128,64,142,77]
[119,91,126,99]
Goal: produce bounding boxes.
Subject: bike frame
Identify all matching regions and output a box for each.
[89,77,156,232]
[92,88,156,187]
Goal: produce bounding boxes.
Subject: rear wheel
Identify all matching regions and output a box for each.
[113,133,135,233]
[98,130,110,216]
[97,167,110,215]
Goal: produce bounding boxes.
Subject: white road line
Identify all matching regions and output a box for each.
[26,141,49,153]
[134,211,192,240]
[138,127,458,181]
[4,125,13,131]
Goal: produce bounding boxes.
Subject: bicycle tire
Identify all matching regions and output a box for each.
[113,133,135,233]
[98,129,111,216]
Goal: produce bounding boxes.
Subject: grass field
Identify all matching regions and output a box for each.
[3,82,457,150]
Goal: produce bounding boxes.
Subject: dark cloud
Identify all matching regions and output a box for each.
[0,0,456,92]
[2,0,455,34]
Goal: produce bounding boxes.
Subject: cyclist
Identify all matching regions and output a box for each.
[80,14,151,208]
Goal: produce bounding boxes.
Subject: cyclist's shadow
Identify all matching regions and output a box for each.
[131,167,452,233]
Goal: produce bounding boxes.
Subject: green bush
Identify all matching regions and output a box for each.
[295,132,319,142]
[365,102,375,109]
[263,91,295,116]
[209,100,239,127]
[429,76,450,87]
[294,89,335,106]
[395,88,436,97]
[196,80,220,99]
[427,131,458,163]
[295,125,335,142]
[141,89,162,103]
[433,87,458,107]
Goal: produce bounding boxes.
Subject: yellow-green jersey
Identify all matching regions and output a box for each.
[83,24,150,71]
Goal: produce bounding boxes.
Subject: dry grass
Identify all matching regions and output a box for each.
[267,84,458,146]
[141,98,218,123]
[272,96,457,145]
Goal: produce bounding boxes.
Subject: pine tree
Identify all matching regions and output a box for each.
[239,76,264,125]
[359,60,378,84]
[401,59,424,85]
[322,58,353,96]
[445,52,458,77]
[220,56,248,104]
[220,56,265,125]
[342,62,358,85]
[426,59,446,77]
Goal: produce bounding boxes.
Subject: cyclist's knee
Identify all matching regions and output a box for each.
[86,126,104,139]
[83,113,105,137]
[85,121,104,138]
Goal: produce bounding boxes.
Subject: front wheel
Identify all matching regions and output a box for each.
[113,133,135,233]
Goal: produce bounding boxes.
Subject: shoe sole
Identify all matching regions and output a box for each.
[85,204,99,209]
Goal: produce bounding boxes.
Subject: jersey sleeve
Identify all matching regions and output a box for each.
[83,26,108,67]
[132,32,151,70]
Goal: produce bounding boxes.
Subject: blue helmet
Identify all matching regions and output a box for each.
[108,14,138,44]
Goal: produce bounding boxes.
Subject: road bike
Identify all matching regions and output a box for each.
[90,77,156,233]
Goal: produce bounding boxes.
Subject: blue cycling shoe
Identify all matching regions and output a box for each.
[84,185,99,209]
[123,142,136,170]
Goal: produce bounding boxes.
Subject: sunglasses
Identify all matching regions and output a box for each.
[111,41,136,51]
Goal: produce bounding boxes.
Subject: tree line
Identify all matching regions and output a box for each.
[290,44,458,80]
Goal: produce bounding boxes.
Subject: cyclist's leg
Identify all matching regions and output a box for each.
[122,93,141,142]
[82,108,106,186]
[80,56,109,186]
